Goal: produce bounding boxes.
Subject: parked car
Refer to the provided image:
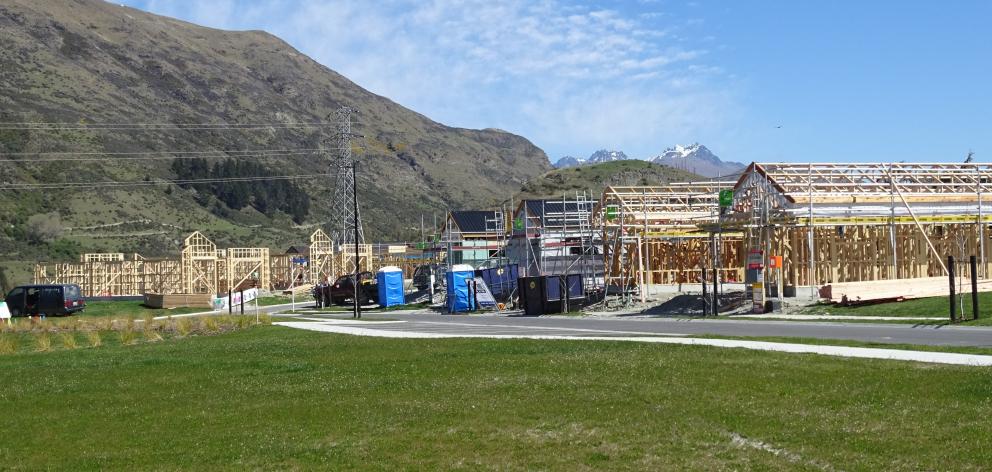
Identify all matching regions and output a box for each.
[412,263,447,291]
[4,284,85,317]
[328,272,378,305]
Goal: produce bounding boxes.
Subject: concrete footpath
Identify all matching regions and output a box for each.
[274,317,992,367]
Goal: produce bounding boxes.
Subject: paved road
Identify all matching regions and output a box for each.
[265,304,992,348]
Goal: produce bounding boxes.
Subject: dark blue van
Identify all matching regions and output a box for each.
[4,284,85,317]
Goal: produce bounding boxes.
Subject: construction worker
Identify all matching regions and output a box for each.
[313,280,324,309]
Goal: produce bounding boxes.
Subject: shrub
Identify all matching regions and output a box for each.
[25,212,64,244]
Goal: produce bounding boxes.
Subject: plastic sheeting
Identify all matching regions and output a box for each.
[376,266,405,307]
[446,264,475,313]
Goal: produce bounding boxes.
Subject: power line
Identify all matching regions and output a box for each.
[0,147,328,156]
[0,174,326,190]
[0,122,336,131]
[0,150,330,163]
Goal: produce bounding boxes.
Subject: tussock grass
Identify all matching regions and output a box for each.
[203,317,219,333]
[119,326,137,346]
[0,312,270,355]
[0,335,16,355]
[85,331,101,348]
[60,332,78,350]
[143,330,164,343]
[34,333,52,352]
[176,318,193,337]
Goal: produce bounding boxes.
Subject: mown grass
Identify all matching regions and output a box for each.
[75,300,207,318]
[0,327,990,469]
[257,295,294,306]
[803,292,992,326]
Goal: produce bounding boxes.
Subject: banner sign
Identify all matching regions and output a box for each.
[212,288,258,311]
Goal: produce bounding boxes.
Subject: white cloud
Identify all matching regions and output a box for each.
[124,0,734,159]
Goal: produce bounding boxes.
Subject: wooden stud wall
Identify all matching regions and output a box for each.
[764,222,990,286]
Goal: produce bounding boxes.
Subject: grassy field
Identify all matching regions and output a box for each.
[1,327,990,469]
[76,300,207,318]
[803,292,992,326]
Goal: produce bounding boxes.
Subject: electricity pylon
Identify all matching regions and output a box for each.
[329,107,365,273]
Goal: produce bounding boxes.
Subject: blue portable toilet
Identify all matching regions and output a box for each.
[376,266,405,307]
[446,264,476,313]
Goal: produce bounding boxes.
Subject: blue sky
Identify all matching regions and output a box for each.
[119,0,990,164]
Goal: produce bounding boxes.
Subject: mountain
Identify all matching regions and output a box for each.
[649,143,744,178]
[553,156,586,168]
[0,0,550,269]
[512,160,702,202]
[553,149,628,168]
[588,149,629,164]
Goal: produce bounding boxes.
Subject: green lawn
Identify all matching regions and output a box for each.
[76,300,208,318]
[803,292,992,326]
[1,327,991,469]
[256,295,301,306]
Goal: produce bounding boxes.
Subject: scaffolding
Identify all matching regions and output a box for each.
[441,210,506,268]
[510,194,600,288]
[595,183,743,304]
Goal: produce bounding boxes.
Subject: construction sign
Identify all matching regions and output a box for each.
[747,249,764,269]
[513,218,524,230]
[719,189,734,208]
[769,255,783,269]
[606,206,618,221]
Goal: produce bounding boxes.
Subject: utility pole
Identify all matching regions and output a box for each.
[353,158,361,319]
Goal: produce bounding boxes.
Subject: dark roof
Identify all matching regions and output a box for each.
[450,210,501,233]
[285,245,309,254]
[522,200,594,219]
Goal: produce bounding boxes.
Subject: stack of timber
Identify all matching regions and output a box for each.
[143,292,213,309]
[820,277,992,305]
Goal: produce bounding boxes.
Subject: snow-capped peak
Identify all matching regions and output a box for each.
[667,143,702,158]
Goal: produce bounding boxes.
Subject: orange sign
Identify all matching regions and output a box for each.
[769,256,783,269]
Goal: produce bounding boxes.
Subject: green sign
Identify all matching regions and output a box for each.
[513,218,524,230]
[719,189,734,208]
[605,206,618,221]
